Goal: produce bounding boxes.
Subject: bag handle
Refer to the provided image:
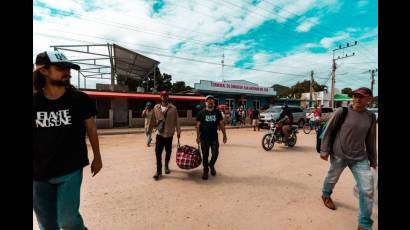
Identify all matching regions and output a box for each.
[198,143,201,154]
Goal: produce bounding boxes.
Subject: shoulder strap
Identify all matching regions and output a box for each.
[328,107,348,154]
[334,107,348,132]
[340,107,348,123]
[164,108,169,119]
[366,111,376,137]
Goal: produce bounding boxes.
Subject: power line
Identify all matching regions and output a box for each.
[48,9,236,52]
[262,0,378,61]
[34,32,307,77]
[34,3,377,80]
[215,0,375,65]
[36,28,321,71]
[341,61,378,65]
[36,2,337,68]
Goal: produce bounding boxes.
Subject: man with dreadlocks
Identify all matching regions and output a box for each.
[33,51,102,230]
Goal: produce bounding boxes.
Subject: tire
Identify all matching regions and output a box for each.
[303,123,311,134]
[287,134,297,147]
[298,119,304,128]
[262,133,275,151]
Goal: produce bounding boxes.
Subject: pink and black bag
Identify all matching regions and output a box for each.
[176,140,202,170]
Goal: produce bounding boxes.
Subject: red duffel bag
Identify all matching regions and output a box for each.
[176,140,202,170]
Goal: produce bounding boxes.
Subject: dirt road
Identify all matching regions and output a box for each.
[33,128,378,230]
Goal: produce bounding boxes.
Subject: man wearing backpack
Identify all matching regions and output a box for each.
[319,87,377,230]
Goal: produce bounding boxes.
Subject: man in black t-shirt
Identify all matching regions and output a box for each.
[33,51,102,230]
[196,95,227,180]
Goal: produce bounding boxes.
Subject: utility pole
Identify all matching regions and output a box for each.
[153,65,157,93]
[221,48,225,82]
[107,43,115,91]
[330,41,358,108]
[78,71,80,89]
[310,70,314,107]
[369,68,378,95]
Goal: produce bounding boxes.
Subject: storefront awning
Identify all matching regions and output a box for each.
[334,94,352,101]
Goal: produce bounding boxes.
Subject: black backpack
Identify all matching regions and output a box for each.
[316,107,348,154]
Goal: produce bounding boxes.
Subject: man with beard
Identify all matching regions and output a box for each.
[33,51,102,230]
[196,95,227,180]
[320,87,377,230]
[151,91,181,180]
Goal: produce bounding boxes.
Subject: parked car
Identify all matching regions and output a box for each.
[367,108,378,122]
[259,105,306,129]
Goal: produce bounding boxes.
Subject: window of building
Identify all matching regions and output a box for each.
[226,98,234,111]
[240,99,247,110]
[253,100,260,110]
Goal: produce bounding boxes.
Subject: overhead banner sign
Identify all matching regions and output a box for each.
[194,80,275,96]
[210,82,269,93]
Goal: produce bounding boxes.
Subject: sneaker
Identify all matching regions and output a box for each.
[210,166,216,176]
[321,195,336,210]
[153,172,162,180]
[202,172,209,180]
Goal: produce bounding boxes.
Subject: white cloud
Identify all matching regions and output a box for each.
[320,33,350,48]
[295,17,319,32]
[346,27,359,33]
[358,27,378,41]
[32,0,377,95]
[358,0,369,8]
[34,0,86,14]
[303,43,320,48]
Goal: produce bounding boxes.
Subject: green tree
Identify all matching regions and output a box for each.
[160,73,172,91]
[341,88,353,97]
[140,69,172,92]
[116,74,139,92]
[272,84,290,98]
[172,81,193,93]
[288,80,326,99]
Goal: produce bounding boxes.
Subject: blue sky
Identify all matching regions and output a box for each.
[33,0,378,95]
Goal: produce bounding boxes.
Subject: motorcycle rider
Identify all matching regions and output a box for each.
[278,105,293,145]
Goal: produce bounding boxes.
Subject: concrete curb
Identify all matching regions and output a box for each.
[98,125,254,135]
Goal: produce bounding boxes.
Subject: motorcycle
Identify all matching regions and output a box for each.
[261,116,299,151]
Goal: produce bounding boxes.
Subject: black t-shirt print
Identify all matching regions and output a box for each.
[196,109,223,141]
[33,89,97,181]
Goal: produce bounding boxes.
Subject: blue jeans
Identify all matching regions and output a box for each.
[33,169,86,230]
[144,128,152,145]
[322,156,374,230]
